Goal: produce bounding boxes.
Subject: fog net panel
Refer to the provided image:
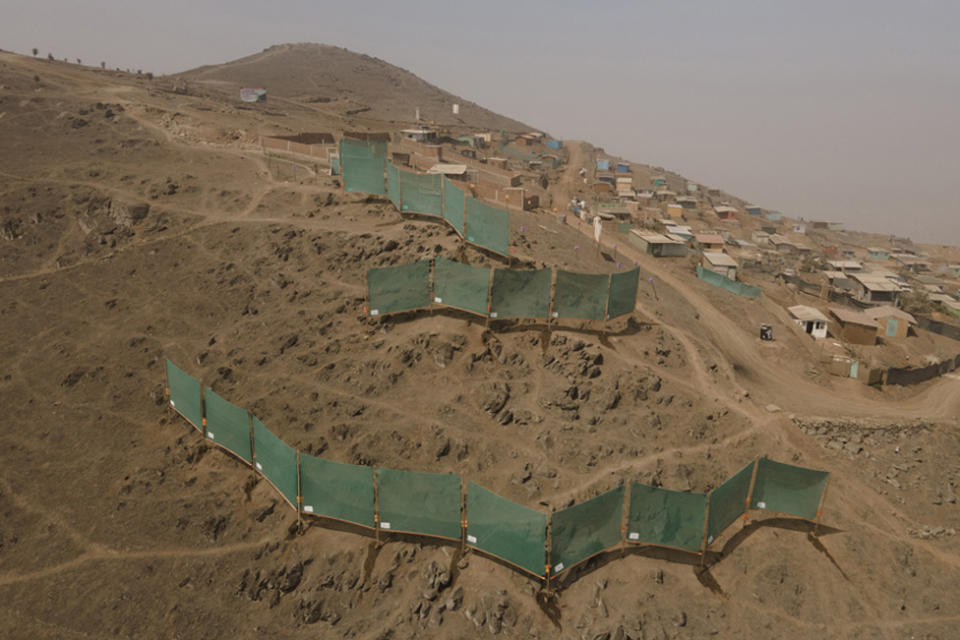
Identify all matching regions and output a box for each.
[432,257,490,316]
[553,270,609,321]
[465,197,510,256]
[705,460,755,545]
[366,260,432,316]
[627,483,707,553]
[202,387,251,464]
[252,416,299,508]
[300,454,375,528]
[165,359,203,431]
[398,169,442,217]
[387,161,400,208]
[375,467,462,540]
[466,482,546,577]
[549,485,624,576]
[442,177,466,235]
[750,457,828,520]
[489,268,551,319]
[340,139,386,195]
[607,268,640,319]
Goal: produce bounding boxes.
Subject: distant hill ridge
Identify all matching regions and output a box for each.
[176,43,532,132]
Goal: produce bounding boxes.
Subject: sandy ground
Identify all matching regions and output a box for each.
[1,51,960,640]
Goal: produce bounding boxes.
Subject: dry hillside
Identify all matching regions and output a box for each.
[1,49,959,640]
[175,43,532,131]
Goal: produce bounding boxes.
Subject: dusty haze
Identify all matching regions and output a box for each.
[3,1,958,242]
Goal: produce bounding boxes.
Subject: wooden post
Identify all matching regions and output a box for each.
[247,412,255,468]
[547,268,557,329]
[462,189,467,241]
[814,475,831,537]
[700,493,712,567]
[200,386,207,437]
[544,513,552,593]
[620,480,630,554]
[485,266,494,329]
[397,167,404,212]
[372,466,382,548]
[296,451,303,531]
[363,269,371,319]
[163,359,171,404]
[460,480,467,553]
[463,188,471,243]
[744,458,760,525]
[339,140,345,194]
[602,273,613,338]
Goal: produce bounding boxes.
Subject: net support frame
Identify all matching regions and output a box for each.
[545,512,553,591]
[744,457,760,525]
[373,465,382,547]
[814,474,831,536]
[699,492,712,566]
[296,451,303,530]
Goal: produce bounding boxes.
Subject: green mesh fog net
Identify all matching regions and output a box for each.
[339,137,386,159]
[340,139,386,195]
[607,268,640,319]
[376,467,462,540]
[706,460,755,545]
[399,170,442,217]
[465,197,510,256]
[466,482,546,577]
[553,270,609,321]
[550,485,624,575]
[366,260,432,316]
[443,177,467,236]
[202,387,251,464]
[432,257,490,316]
[489,268,552,319]
[165,359,203,431]
[750,457,828,520]
[300,454,375,528]
[252,416,299,508]
[387,161,400,208]
[627,483,707,553]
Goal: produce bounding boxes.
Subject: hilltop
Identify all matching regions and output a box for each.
[175,43,532,131]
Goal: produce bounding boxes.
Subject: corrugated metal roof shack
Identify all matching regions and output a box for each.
[629,230,687,257]
[701,252,738,280]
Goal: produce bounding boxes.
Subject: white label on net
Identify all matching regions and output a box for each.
[708,535,714,544]
[380,522,391,530]
[490,312,498,318]
[554,562,564,572]
[255,462,263,471]
[206,431,215,440]
[757,501,766,509]
[552,311,559,318]
[467,535,477,544]
[170,400,176,408]
[628,532,640,540]
[370,309,379,316]
[303,505,314,513]
[434,297,442,303]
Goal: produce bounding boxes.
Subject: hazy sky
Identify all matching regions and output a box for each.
[5,1,959,244]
